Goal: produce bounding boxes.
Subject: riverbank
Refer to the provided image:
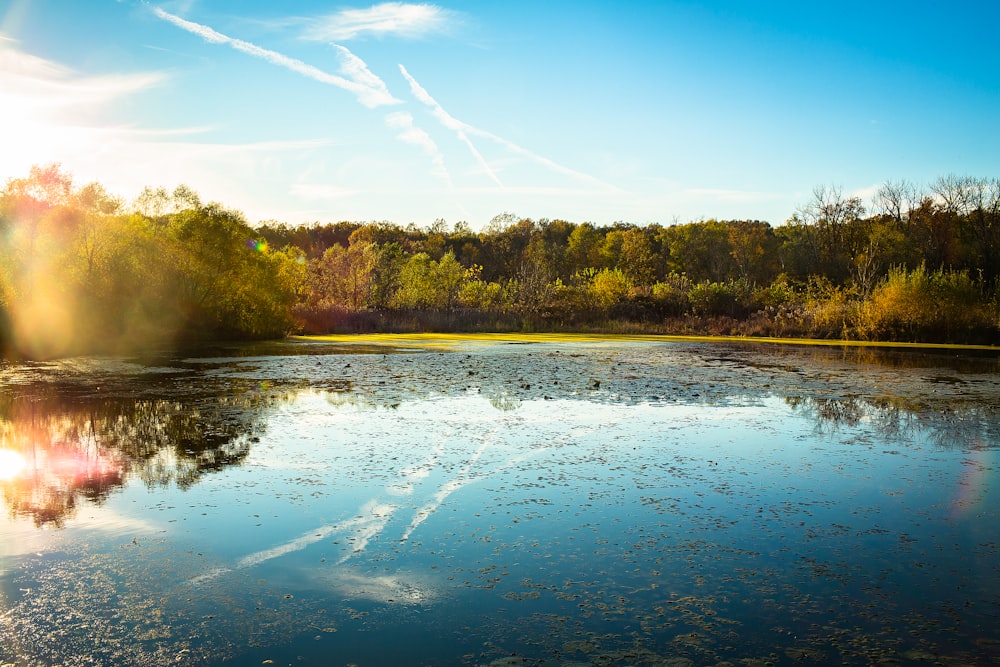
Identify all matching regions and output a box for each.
[293,331,1000,352]
[293,291,1000,347]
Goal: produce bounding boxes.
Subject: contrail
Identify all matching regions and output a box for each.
[399,64,503,187]
[332,44,397,106]
[400,424,499,541]
[152,8,453,183]
[399,64,622,193]
[385,110,453,188]
[152,8,399,109]
[188,431,452,585]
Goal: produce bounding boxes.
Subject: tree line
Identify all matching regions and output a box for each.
[258,176,999,344]
[2,165,998,358]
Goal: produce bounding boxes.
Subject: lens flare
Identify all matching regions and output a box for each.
[950,447,993,519]
[0,448,27,481]
[246,238,268,253]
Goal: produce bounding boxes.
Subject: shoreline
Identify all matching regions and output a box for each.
[291,331,1000,352]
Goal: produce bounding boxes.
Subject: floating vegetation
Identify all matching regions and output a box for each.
[0,339,998,665]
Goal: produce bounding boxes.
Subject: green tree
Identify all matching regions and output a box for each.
[308,241,377,310]
[664,220,733,282]
[160,200,299,338]
[727,220,778,285]
[618,226,658,285]
[393,251,468,311]
[368,242,406,309]
[566,222,603,274]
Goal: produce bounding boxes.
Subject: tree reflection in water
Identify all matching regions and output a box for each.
[2,340,997,529]
[785,394,999,449]
[0,381,287,527]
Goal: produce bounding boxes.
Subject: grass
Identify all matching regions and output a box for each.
[291,331,1000,352]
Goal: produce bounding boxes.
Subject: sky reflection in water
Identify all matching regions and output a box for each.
[0,340,998,666]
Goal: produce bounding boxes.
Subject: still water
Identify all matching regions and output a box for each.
[1,337,998,666]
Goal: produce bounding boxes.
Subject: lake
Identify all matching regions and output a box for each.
[1,336,998,666]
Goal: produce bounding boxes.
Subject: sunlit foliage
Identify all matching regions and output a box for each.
[2,165,998,356]
[1,165,302,358]
[275,177,998,344]
[857,264,990,341]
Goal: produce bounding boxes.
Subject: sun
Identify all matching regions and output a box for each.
[0,448,27,482]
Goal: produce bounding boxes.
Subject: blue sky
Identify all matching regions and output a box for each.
[1,0,997,228]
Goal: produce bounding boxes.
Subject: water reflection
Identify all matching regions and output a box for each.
[1,341,998,528]
[786,394,999,448]
[0,340,998,666]
[0,380,286,527]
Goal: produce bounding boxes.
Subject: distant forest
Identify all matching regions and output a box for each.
[1,164,998,358]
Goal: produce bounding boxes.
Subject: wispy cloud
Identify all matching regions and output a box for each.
[398,64,502,187]
[398,64,622,193]
[333,44,395,102]
[0,37,171,185]
[151,7,400,108]
[0,37,164,115]
[385,110,452,186]
[303,2,456,41]
[151,10,453,184]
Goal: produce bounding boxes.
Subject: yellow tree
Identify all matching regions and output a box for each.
[309,241,377,310]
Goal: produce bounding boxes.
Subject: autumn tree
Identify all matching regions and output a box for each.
[932,175,1000,285]
[308,241,377,310]
[566,222,603,275]
[393,251,468,311]
[663,220,734,282]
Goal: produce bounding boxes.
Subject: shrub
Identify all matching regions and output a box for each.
[752,276,797,310]
[858,264,990,342]
[589,268,633,308]
[651,273,692,316]
[687,279,753,317]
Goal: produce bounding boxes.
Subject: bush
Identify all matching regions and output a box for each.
[687,280,753,317]
[807,289,858,339]
[589,268,633,308]
[857,264,991,342]
[752,276,797,310]
[651,273,692,316]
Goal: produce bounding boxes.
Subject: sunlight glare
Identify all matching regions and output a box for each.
[0,448,27,481]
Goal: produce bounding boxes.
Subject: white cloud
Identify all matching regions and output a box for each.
[0,37,165,120]
[384,110,452,186]
[152,7,400,108]
[1,35,68,80]
[0,38,170,185]
[0,37,338,219]
[303,2,455,41]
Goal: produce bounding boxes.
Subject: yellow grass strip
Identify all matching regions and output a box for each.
[290,332,1000,352]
